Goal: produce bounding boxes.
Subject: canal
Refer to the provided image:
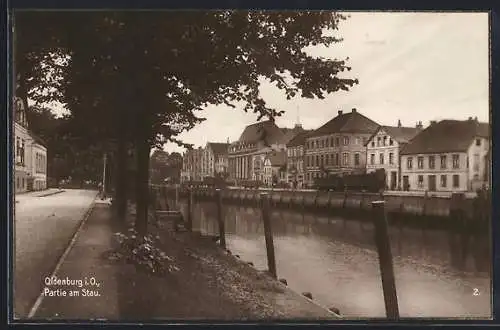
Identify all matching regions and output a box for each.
[176,198,491,319]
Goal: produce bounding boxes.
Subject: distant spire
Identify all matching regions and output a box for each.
[295,105,302,128]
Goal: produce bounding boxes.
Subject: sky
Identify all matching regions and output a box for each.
[162,12,489,154]
[36,11,489,154]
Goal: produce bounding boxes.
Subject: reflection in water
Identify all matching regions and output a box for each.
[181,199,491,318]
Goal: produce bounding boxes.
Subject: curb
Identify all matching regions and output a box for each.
[38,190,65,198]
[27,193,98,318]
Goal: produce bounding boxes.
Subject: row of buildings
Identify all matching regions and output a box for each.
[181,108,490,192]
[181,142,231,182]
[13,96,48,193]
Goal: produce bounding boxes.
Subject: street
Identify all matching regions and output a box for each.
[13,189,97,319]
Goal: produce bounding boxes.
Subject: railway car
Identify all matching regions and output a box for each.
[314,169,386,193]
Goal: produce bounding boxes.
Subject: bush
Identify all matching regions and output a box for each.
[110,228,180,276]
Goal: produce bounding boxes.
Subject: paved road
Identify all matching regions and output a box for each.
[13,189,97,319]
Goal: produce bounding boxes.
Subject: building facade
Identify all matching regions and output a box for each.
[228,120,304,183]
[304,108,379,186]
[262,151,287,186]
[400,118,489,192]
[365,120,423,190]
[181,147,204,182]
[200,142,229,179]
[14,96,48,193]
[286,129,311,188]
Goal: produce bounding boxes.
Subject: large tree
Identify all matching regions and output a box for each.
[15,10,358,235]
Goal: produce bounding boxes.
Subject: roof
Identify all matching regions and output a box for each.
[308,109,380,138]
[279,125,306,144]
[286,130,313,147]
[400,119,490,155]
[366,125,422,146]
[29,131,48,148]
[265,151,286,167]
[238,120,285,145]
[207,142,229,156]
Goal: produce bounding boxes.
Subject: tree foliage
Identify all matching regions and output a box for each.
[15,10,358,233]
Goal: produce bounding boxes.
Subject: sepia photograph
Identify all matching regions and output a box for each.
[11,10,491,321]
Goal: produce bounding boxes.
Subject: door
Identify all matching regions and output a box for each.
[390,171,397,190]
[428,175,436,191]
[27,177,34,191]
[403,176,409,191]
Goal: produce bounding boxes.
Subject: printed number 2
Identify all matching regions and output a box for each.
[473,288,480,296]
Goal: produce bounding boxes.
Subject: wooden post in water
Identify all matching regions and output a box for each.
[261,192,277,279]
[216,189,226,249]
[186,188,193,231]
[371,200,399,320]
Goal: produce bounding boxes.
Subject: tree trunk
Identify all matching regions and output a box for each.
[115,135,128,221]
[135,126,151,236]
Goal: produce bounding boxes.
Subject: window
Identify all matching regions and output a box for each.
[335,153,339,166]
[371,141,375,147]
[354,153,360,166]
[330,137,334,147]
[440,155,447,169]
[343,136,349,145]
[417,156,424,169]
[320,154,324,166]
[389,138,394,146]
[321,140,325,148]
[342,153,349,166]
[418,175,424,188]
[383,136,387,146]
[363,137,367,145]
[452,154,460,169]
[473,154,479,172]
[389,153,394,165]
[16,137,21,163]
[370,153,375,165]
[355,137,360,145]
[315,155,319,167]
[377,137,381,146]
[453,174,460,188]
[476,139,481,146]
[20,139,25,165]
[335,137,340,146]
[407,157,413,169]
[379,153,384,165]
[440,175,447,187]
[429,156,435,169]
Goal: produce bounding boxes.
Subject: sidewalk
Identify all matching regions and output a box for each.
[32,202,338,321]
[16,188,65,201]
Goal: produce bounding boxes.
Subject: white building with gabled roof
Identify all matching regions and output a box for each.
[365,120,423,190]
[399,118,489,192]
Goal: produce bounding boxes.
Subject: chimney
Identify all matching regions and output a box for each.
[474,116,478,122]
[352,108,357,113]
[397,119,402,128]
[338,110,343,116]
[430,120,436,126]
[468,116,473,121]
[416,121,423,129]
